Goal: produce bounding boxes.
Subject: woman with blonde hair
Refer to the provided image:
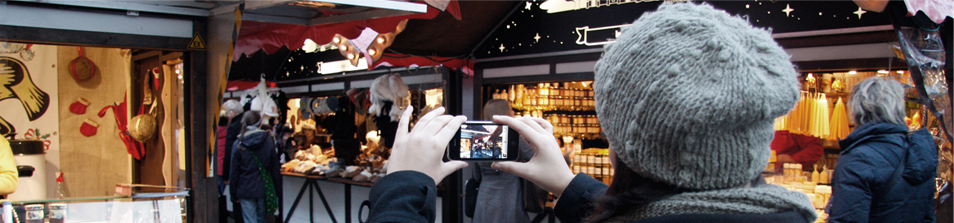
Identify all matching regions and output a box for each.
[469,99,538,223]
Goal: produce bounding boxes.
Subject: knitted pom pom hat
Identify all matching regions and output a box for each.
[594,3,800,190]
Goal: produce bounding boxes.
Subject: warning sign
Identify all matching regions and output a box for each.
[188,32,206,50]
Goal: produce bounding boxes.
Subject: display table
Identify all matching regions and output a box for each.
[281,172,376,223]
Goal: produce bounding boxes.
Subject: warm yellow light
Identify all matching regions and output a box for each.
[877,70,889,74]
[333,36,341,44]
[377,36,386,44]
[368,49,377,56]
[347,53,354,59]
[341,45,348,51]
[848,70,857,75]
[896,70,904,74]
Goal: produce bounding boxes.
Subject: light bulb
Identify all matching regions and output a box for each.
[347,53,354,59]
[333,36,340,44]
[368,49,377,56]
[341,45,348,51]
[848,70,857,75]
[377,37,386,44]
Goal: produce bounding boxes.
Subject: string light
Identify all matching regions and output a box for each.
[369,48,377,56]
[848,70,857,75]
[347,53,354,59]
[377,36,386,44]
[332,36,341,44]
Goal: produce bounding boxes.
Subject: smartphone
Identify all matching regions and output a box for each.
[448,121,520,161]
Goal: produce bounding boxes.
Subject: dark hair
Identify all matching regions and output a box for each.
[585,164,690,222]
[238,111,263,142]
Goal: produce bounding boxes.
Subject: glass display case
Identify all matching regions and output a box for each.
[1,185,187,223]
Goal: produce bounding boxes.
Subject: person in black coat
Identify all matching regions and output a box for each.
[229,111,281,223]
[827,77,938,222]
[365,3,818,223]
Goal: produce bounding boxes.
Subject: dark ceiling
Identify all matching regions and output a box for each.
[229,1,520,82]
[388,1,519,57]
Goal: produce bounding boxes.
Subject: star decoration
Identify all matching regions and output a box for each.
[499,44,506,52]
[526,1,532,10]
[853,7,866,19]
[782,4,793,17]
[533,33,541,42]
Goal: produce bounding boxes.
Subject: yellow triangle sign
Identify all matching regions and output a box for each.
[188,32,206,50]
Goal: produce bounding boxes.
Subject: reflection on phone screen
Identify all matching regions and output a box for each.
[459,124,509,159]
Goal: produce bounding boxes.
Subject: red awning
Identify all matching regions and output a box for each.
[234,0,466,72]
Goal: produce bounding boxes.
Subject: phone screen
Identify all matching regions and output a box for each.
[450,122,519,161]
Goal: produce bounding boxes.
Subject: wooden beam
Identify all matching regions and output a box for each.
[0,25,191,51]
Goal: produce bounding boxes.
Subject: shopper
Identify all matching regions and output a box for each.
[230,110,281,223]
[827,77,938,223]
[221,99,245,222]
[470,99,538,223]
[0,137,17,197]
[365,2,817,223]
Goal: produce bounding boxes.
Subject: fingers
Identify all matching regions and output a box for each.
[518,117,548,135]
[490,161,526,177]
[395,106,414,140]
[434,116,467,142]
[411,107,445,135]
[493,116,532,135]
[531,117,554,133]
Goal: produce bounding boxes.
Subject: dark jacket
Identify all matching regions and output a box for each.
[368,172,810,223]
[223,118,243,181]
[229,129,281,201]
[368,171,439,222]
[828,122,937,223]
[553,174,810,223]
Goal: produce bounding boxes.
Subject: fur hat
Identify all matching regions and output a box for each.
[368,73,409,121]
[594,3,800,190]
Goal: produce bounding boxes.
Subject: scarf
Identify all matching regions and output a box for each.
[605,183,817,222]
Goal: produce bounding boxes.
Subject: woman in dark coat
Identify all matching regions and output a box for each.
[229,111,281,223]
[365,3,817,223]
[827,77,938,223]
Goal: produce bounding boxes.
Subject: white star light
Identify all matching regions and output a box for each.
[782,4,794,17]
[853,7,866,19]
[499,44,506,52]
[526,1,532,10]
[533,33,541,43]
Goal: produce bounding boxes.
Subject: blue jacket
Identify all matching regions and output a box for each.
[229,129,281,201]
[828,122,938,223]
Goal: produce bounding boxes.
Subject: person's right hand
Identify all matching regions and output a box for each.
[491,116,575,196]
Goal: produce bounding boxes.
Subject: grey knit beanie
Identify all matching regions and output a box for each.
[594,3,800,190]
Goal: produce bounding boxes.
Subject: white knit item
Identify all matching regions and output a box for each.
[594,3,800,190]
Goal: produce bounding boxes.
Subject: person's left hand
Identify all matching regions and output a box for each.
[387,106,469,185]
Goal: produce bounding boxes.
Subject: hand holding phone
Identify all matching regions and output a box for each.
[387,106,469,185]
[448,121,520,161]
[488,116,575,196]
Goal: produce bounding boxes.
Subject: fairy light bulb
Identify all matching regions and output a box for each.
[332,36,341,44]
[347,53,354,59]
[341,45,348,51]
[377,36,386,44]
[368,49,377,56]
